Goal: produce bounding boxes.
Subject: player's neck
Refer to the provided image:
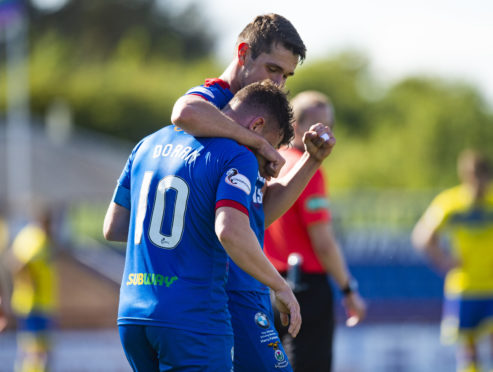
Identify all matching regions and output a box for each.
[465,182,488,204]
[219,62,238,94]
[291,140,304,153]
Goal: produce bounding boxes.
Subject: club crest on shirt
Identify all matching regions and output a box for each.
[225,168,251,195]
[267,341,288,367]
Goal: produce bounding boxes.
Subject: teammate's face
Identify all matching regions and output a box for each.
[241,43,298,88]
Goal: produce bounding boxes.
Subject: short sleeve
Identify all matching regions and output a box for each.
[112,140,145,209]
[420,192,451,233]
[185,85,216,102]
[185,80,233,109]
[215,149,258,216]
[12,226,46,264]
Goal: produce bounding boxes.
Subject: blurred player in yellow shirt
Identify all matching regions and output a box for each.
[412,150,493,372]
[8,208,58,372]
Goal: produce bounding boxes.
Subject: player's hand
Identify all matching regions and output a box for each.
[273,284,301,337]
[342,292,366,327]
[256,139,285,180]
[0,298,8,333]
[303,123,336,163]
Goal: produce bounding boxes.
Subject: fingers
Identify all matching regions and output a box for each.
[274,287,302,337]
[259,162,279,181]
[258,165,272,181]
[280,312,289,327]
[343,294,367,328]
[267,162,280,179]
[287,303,301,337]
[257,141,285,180]
[346,314,360,327]
[304,123,336,149]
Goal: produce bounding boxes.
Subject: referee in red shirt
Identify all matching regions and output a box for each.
[264,91,366,372]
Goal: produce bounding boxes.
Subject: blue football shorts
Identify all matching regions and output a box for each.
[227,290,292,372]
[441,295,493,343]
[16,313,54,352]
[17,313,54,333]
[119,324,233,372]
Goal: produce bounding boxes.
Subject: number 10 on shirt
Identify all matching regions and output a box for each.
[134,172,189,250]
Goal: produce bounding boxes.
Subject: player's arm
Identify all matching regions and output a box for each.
[0,260,11,332]
[308,222,366,326]
[215,206,301,337]
[172,95,284,178]
[411,215,458,273]
[263,124,336,226]
[103,202,130,242]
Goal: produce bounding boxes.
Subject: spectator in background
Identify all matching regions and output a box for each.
[7,206,58,372]
[412,150,493,372]
[264,91,366,372]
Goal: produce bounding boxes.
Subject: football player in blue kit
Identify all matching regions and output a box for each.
[171,14,337,372]
[103,81,305,372]
[171,13,335,372]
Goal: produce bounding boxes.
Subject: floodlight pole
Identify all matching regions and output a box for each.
[5,13,31,219]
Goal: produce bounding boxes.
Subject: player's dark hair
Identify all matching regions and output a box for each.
[459,149,491,180]
[232,80,294,147]
[237,13,306,63]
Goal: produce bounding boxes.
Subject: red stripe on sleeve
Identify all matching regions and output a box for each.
[215,200,249,217]
[204,78,231,89]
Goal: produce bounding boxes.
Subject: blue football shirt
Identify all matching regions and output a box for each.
[114,124,260,335]
[186,79,269,294]
[185,78,234,109]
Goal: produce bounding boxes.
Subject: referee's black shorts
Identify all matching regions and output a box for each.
[274,272,335,372]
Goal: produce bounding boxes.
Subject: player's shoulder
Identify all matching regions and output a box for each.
[12,224,47,259]
[185,79,233,107]
[16,224,44,241]
[203,140,259,182]
[486,185,493,204]
[139,125,186,146]
[186,79,229,94]
[432,185,467,210]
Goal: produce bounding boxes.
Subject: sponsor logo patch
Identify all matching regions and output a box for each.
[305,196,330,211]
[254,312,270,329]
[126,273,178,287]
[225,168,251,195]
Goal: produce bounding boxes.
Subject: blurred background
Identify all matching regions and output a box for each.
[0,0,492,371]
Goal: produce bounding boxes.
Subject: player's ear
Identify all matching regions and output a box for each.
[294,120,305,136]
[237,43,249,66]
[249,117,265,133]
